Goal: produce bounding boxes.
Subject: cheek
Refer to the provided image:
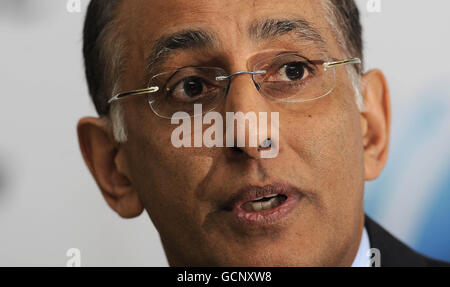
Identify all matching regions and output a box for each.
[124,117,215,231]
[281,85,365,214]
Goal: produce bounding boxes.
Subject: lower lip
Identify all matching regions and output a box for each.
[233,194,302,225]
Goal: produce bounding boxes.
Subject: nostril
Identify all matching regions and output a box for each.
[254,82,261,91]
[230,146,244,154]
[226,145,257,161]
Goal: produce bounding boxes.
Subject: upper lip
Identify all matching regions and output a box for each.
[222,182,303,211]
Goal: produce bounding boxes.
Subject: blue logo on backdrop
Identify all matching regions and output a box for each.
[364,83,450,261]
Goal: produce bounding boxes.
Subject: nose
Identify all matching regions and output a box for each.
[217,70,265,91]
[222,73,276,160]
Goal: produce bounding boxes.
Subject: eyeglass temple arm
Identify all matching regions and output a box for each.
[323,58,361,71]
[108,86,159,104]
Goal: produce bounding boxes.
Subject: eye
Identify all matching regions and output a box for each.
[167,76,210,101]
[267,61,311,82]
[182,77,204,98]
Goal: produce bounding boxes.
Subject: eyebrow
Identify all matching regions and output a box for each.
[145,29,216,76]
[145,17,326,76]
[249,18,326,48]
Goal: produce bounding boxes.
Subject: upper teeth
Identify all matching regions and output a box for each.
[240,194,285,212]
[251,196,281,212]
[253,194,278,201]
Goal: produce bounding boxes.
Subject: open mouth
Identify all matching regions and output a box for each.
[241,194,288,212]
[224,182,302,225]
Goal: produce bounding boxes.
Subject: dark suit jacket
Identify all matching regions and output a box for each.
[365,215,450,267]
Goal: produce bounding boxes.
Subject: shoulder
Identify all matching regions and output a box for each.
[364,215,450,267]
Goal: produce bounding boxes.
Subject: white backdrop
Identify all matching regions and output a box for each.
[0,0,449,266]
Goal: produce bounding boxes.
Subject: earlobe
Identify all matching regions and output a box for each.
[360,69,391,181]
[77,117,144,218]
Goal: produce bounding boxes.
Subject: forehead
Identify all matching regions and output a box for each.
[127,0,322,24]
[120,0,334,44]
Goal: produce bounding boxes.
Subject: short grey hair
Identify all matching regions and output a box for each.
[83,0,364,143]
[323,0,365,111]
[83,0,128,142]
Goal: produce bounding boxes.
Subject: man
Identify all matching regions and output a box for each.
[77,0,449,266]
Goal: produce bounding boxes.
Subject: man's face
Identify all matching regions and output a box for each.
[117,0,366,266]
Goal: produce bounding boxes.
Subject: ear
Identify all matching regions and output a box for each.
[360,69,391,181]
[77,117,143,218]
